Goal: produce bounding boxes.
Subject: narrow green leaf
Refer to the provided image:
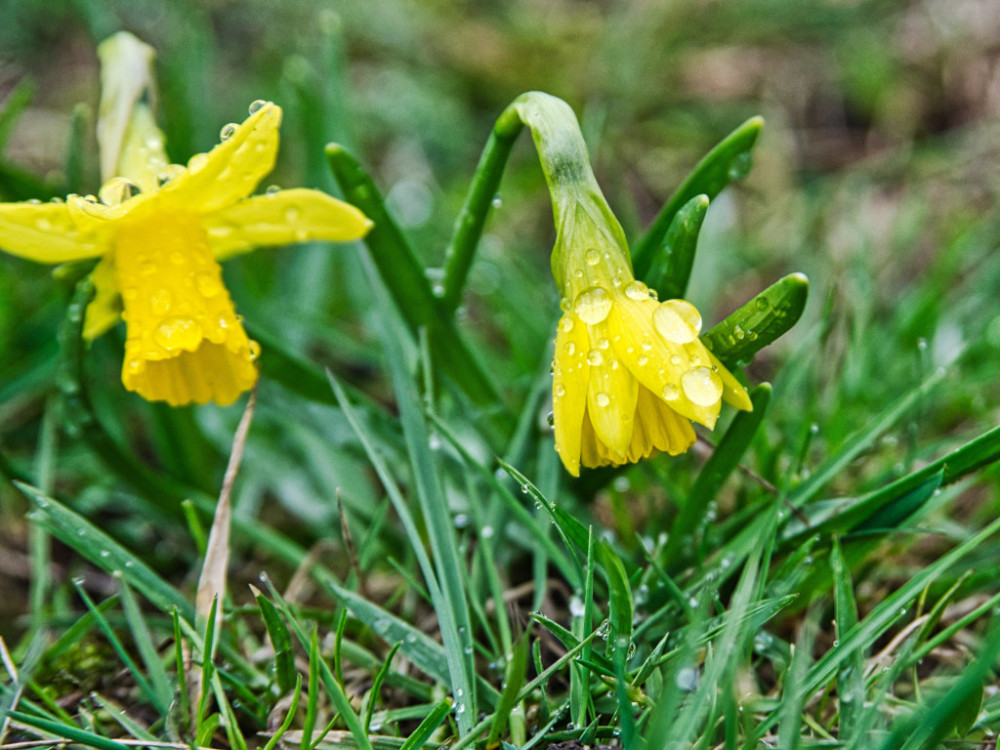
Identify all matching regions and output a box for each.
[262,674,303,750]
[830,537,864,740]
[399,699,453,750]
[665,383,771,567]
[252,587,297,695]
[118,577,172,712]
[365,643,401,734]
[302,629,320,750]
[20,484,191,618]
[5,711,131,750]
[601,546,633,646]
[633,116,763,278]
[702,273,809,368]
[487,634,529,746]
[647,194,710,301]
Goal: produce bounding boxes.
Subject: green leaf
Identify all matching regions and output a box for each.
[19,483,191,618]
[702,273,809,368]
[646,194,710,301]
[830,537,864,741]
[252,588,297,695]
[633,116,764,279]
[487,634,529,746]
[398,699,453,750]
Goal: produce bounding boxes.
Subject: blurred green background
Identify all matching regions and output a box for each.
[2,0,1000,643]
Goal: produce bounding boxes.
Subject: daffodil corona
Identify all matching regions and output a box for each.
[551,205,752,477]
[0,95,370,406]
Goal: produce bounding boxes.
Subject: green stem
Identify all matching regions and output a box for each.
[440,107,523,313]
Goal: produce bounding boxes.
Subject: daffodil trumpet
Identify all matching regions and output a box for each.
[0,32,371,406]
[503,93,753,476]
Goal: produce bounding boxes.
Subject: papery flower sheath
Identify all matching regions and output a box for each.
[0,34,371,406]
[550,203,752,477]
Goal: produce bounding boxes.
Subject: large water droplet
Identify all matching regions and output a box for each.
[154,316,203,351]
[157,164,186,186]
[574,286,612,324]
[585,248,601,266]
[219,123,238,141]
[188,153,209,172]
[681,366,723,406]
[653,299,702,344]
[98,176,140,206]
[248,99,267,115]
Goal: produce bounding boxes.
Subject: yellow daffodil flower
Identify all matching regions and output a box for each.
[0,96,370,406]
[550,203,753,476]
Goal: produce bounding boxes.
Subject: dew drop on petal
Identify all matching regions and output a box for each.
[188,153,209,172]
[565,342,576,356]
[574,286,612,324]
[598,337,609,350]
[196,273,221,297]
[653,299,702,344]
[587,350,603,366]
[154,316,203,352]
[157,164,186,186]
[681,366,723,406]
[150,288,172,316]
[671,354,683,365]
[554,384,566,397]
[249,99,267,114]
[662,383,679,401]
[266,184,281,196]
[248,340,261,361]
[624,281,649,301]
[596,392,610,407]
[585,248,601,266]
[220,122,238,141]
[637,355,648,366]
[559,316,574,333]
[98,177,141,206]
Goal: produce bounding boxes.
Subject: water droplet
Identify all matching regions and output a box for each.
[653,299,702,344]
[637,355,648,366]
[756,296,769,310]
[154,316,203,351]
[597,337,609,350]
[491,194,502,208]
[98,177,141,206]
[574,286,612,324]
[196,273,221,297]
[35,218,53,231]
[150,288,172,316]
[554,384,565,397]
[585,248,601,266]
[662,384,679,401]
[734,324,746,340]
[248,99,267,114]
[266,184,281,196]
[157,164,186,185]
[220,123,238,140]
[675,667,698,692]
[546,411,555,426]
[596,392,610,407]
[559,316,574,333]
[624,281,649,300]
[609,358,619,370]
[565,342,576,356]
[248,340,261,361]
[26,198,41,205]
[188,153,209,172]
[671,354,682,365]
[681,366,723,406]
[569,596,586,617]
[587,350,603,366]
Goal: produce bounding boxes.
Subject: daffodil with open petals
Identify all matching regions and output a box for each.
[551,202,752,476]
[0,45,370,406]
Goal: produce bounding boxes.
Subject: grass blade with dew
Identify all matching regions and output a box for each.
[702,273,809,369]
[251,586,297,695]
[830,536,865,741]
[632,116,763,279]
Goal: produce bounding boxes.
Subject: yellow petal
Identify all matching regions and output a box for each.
[707,351,753,411]
[552,313,591,477]
[203,188,373,260]
[610,297,721,429]
[0,201,102,263]
[159,102,281,215]
[114,210,258,406]
[83,256,122,340]
[585,321,637,459]
[632,387,696,459]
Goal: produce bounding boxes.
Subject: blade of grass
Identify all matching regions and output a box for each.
[830,537,864,741]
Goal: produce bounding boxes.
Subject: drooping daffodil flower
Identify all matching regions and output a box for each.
[0,33,371,406]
